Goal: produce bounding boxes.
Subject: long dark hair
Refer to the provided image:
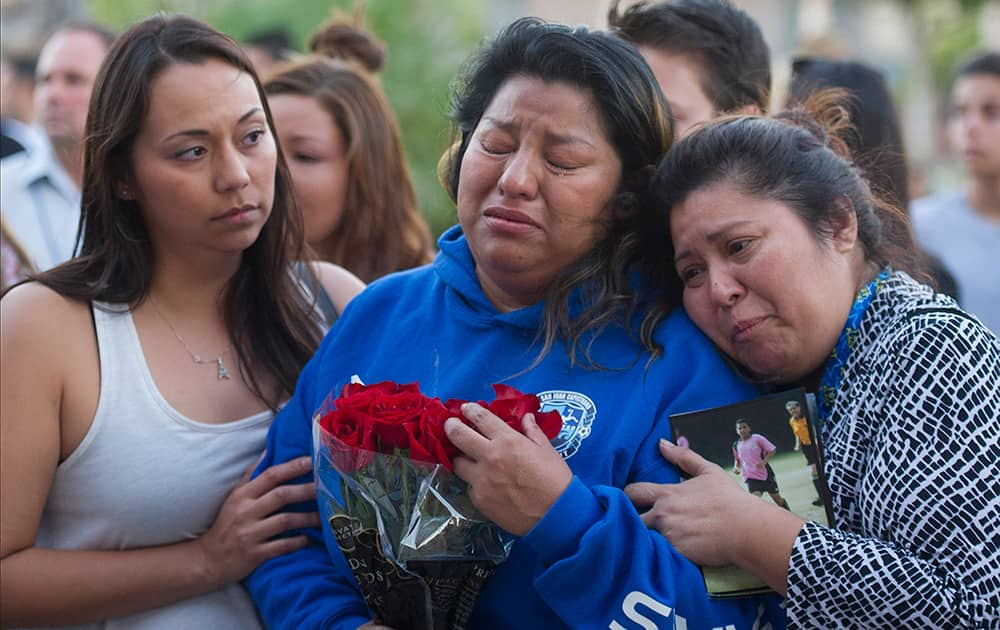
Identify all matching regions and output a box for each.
[442,17,674,368]
[785,60,958,297]
[788,58,909,210]
[34,14,322,410]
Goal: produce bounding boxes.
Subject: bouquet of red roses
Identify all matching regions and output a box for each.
[312,378,562,630]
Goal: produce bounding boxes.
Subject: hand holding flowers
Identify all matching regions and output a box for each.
[313,380,563,630]
[445,403,572,536]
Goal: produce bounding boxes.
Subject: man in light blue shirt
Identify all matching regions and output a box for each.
[0,22,114,271]
[912,52,1000,334]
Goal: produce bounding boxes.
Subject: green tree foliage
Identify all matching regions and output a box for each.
[89,0,486,239]
[900,0,988,101]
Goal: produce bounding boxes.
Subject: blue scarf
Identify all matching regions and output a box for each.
[816,269,890,426]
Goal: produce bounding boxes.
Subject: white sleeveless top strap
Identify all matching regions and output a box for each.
[33,303,271,629]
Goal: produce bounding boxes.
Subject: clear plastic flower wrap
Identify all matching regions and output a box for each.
[312,379,561,629]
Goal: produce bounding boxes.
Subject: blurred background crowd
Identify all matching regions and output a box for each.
[2,0,998,238]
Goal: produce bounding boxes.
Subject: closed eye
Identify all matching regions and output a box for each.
[547,159,579,173]
[479,139,510,155]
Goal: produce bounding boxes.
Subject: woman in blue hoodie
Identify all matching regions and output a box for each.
[248,17,784,630]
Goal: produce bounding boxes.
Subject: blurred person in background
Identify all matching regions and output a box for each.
[1,216,35,291]
[244,26,295,78]
[607,0,771,138]
[0,53,41,159]
[787,57,960,300]
[307,10,386,74]
[265,16,433,288]
[911,51,1000,333]
[0,22,115,272]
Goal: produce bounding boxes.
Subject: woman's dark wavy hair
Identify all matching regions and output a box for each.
[441,17,674,369]
[33,14,323,410]
[648,91,923,307]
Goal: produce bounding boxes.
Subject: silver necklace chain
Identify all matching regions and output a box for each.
[148,297,233,380]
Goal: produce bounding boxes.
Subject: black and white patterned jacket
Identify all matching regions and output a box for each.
[786,271,1000,628]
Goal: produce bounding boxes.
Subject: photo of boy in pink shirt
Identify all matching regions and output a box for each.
[733,419,790,509]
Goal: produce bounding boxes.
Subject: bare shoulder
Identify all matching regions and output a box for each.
[1,282,94,365]
[2,281,91,334]
[1,283,98,562]
[309,261,366,314]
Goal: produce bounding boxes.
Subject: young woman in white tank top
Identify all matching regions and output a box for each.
[0,15,364,628]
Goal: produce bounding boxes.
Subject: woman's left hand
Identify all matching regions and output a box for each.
[445,402,572,536]
[627,440,804,595]
[625,440,762,566]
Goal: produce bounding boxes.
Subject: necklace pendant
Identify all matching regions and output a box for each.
[217,356,231,380]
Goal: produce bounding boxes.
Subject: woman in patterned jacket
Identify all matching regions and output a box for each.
[626,95,1000,627]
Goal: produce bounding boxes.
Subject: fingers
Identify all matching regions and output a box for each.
[624,481,668,508]
[658,439,712,477]
[639,509,659,530]
[252,509,322,540]
[638,500,670,535]
[256,534,312,561]
[254,481,318,517]
[451,454,475,483]
[520,413,550,446]
[444,417,490,458]
[459,402,512,439]
[241,450,267,483]
[243,455,313,499]
[658,438,674,458]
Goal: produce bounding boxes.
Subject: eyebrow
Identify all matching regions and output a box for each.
[161,107,263,143]
[673,219,756,263]
[283,133,323,144]
[482,117,597,149]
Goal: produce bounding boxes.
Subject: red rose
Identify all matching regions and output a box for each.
[333,382,427,452]
[443,398,466,418]
[336,381,419,413]
[418,401,461,468]
[321,380,562,472]
[319,409,371,448]
[484,384,563,439]
[318,408,376,471]
[367,392,426,450]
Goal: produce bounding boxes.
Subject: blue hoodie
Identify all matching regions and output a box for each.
[248,226,786,629]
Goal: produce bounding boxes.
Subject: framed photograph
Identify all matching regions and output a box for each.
[670,388,832,597]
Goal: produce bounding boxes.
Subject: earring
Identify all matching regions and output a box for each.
[118,185,132,200]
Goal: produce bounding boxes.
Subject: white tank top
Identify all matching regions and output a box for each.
[33,303,271,629]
